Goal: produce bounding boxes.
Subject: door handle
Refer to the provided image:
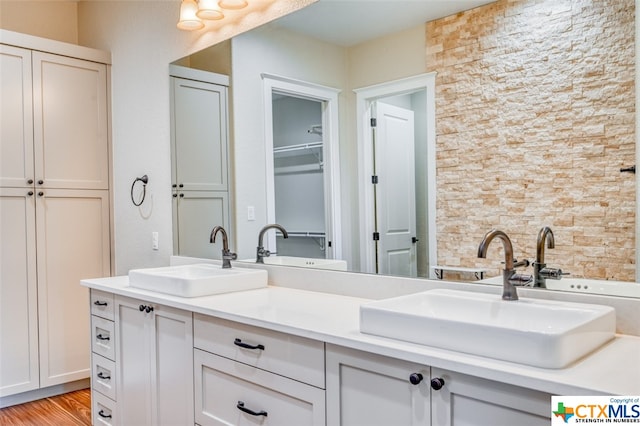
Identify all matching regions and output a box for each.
[412,237,419,243]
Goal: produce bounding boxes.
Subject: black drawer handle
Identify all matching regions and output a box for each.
[237,401,267,417]
[96,334,110,341]
[234,338,265,351]
[94,300,108,306]
[98,410,112,419]
[97,372,111,380]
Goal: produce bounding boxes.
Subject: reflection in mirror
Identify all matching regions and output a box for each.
[171,0,639,298]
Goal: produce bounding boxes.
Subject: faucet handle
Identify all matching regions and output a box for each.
[540,267,566,280]
[509,273,533,286]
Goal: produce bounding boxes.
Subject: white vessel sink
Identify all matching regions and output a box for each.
[360,289,616,368]
[240,256,348,271]
[128,264,267,297]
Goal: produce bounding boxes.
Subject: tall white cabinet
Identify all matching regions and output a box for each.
[0,31,111,401]
[170,66,231,259]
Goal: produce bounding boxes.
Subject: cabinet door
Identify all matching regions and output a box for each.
[116,296,153,426]
[430,367,551,426]
[174,191,229,258]
[36,189,111,387]
[0,188,39,396]
[0,45,34,188]
[32,52,109,190]
[149,303,194,426]
[326,344,430,426]
[171,77,228,191]
[116,295,194,426]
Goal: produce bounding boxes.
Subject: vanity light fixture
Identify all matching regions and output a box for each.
[197,0,224,20]
[178,0,249,31]
[177,0,205,30]
[218,0,248,9]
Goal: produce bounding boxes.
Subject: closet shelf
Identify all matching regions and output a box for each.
[276,231,325,238]
[273,142,323,157]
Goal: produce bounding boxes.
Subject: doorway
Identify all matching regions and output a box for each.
[262,74,342,261]
[356,73,437,277]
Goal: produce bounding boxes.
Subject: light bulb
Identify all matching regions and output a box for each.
[218,0,248,10]
[197,0,224,20]
[177,0,204,30]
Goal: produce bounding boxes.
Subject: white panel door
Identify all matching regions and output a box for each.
[32,52,109,190]
[150,304,194,426]
[430,367,551,426]
[375,102,417,277]
[174,191,230,258]
[36,189,111,387]
[326,344,430,426]
[0,45,34,189]
[116,296,153,426]
[171,77,228,191]
[0,188,39,397]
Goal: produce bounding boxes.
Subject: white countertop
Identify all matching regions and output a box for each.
[82,276,640,396]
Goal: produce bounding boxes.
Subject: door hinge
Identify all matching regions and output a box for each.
[371,175,378,184]
[328,241,332,248]
[373,232,380,241]
[370,118,377,127]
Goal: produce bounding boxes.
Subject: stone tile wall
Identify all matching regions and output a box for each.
[426,0,635,280]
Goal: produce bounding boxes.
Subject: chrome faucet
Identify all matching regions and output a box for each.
[210,226,237,268]
[533,226,564,287]
[256,224,289,263]
[478,229,531,301]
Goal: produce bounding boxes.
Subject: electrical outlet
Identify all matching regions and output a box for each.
[247,206,255,221]
[152,232,159,250]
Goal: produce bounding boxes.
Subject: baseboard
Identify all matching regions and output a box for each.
[0,378,90,408]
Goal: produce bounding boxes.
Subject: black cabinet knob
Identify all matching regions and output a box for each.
[430,377,445,390]
[27,191,34,196]
[179,193,184,198]
[27,179,34,184]
[145,306,154,313]
[173,193,178,197]
[179,183,184,188]
[409,373,423,385]
[37,191,44,197]
[139,305,146,311]
[37,180,44,185]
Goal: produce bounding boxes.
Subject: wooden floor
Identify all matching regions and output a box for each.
[0,389,91,426]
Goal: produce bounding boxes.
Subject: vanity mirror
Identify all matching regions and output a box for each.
[171,0,639,298]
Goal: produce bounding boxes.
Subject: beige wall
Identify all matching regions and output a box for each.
[427,0,636,280]
[0,1,78,44]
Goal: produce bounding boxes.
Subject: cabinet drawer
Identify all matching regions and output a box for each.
[194,349,325,426]
[91,289,115,321]
[92,390,117,426]
[92,353,116,401]
[194,314,324,388]
[91,315,115,361]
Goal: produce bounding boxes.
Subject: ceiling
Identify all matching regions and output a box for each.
[273,0,497,47]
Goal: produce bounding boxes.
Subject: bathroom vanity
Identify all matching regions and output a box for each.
[82,259,640,426]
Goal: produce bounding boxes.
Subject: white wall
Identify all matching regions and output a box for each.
[231,24,349,261]
[0,1,78,44]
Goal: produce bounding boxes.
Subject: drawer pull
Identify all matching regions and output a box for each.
[98,409,112,419]
[234,338,265,351]
[94,300,108,306]
[96,334,110,341]
[97,372,111,380]
[237,401,267,417]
